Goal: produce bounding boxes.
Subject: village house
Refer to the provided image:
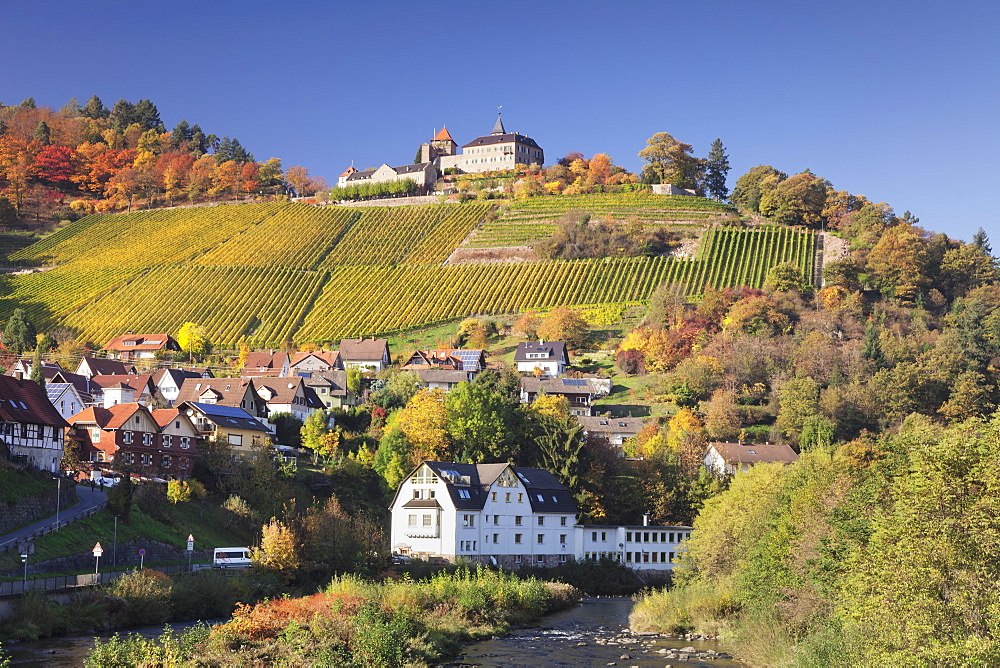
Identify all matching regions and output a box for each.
[338,162,437,191]
[390,460,691,571]
[0,374,68,473]
[577,415,645,448]
[46,382,87,421]
[75,356,136,380]
[519,377,605,417]
[401,349,487,374]
[151,368,208,405]
[241,351,290,378]
[339,338,391,372]
[178,401,270,455]
[173,377,269,424]
[103,333,180,361]
[89,374,158,406]
[288,351,343,375]
[67,383,199,478]
[514,341,568,377]
[293,369,357,410]
[703,441,799,475]
[50,370,96,405]
[253,376,325,423]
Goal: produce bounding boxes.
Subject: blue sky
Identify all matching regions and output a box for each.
[6,0,998,243]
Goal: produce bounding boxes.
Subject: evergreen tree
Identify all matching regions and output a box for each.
[972,227,992,256]
[60,97,81,117]
[32,121,50,145]
[109,99,137,131]
[0,120,6,136]
[3,309,36,355]
[81,95,109,119]
[133,99,161,131]
[170,119,191,147]
[704,138,730,200]
[214,136,253,163]
[19,97,36,108]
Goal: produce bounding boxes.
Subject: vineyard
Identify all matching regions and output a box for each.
[464,193,739,248]
[2,196,815,346]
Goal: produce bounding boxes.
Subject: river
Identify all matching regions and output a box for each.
[445,597,741,667]
[4,598,740,666]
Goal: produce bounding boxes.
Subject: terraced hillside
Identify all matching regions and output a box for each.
[464,193,738,248]
[3,197,813,346]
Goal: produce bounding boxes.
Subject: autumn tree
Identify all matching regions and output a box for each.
[638,132,705,192]
[393,389,450,462]
[764,261,807,293]
[758,171,830,227]
[866,223,929,298]
[704,138,730,200]
[537,306,589,348]
[177,321,211,360]
[251,517,300,579]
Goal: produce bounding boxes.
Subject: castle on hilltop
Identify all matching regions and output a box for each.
[337,113,544,191]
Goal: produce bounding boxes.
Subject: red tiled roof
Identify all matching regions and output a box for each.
[90,374,155,394]
[339,337,389,362]
[0,375,68,427]
[78,357,135,376]
[151,408,180,428]
[433,126,454,141]
[103,333,177,352]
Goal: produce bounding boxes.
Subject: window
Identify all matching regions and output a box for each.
[135,416,140,424]
[123,431,133,444]
[123,452,134,465]
[536,555,544,563]
[493,533,499,544]
[180,458,189,469]
[538,516,545,527]
[408,514,417,527]
[537,494,544,503]
[141,453,152,466]
[515,516,522,526]
[161,455,172,468]
[644,532,650,542]
[180,437,190,449]
[163,435,172,447]
[494,515,499,524]
[491,492,497,501]
[230,434,242,446]
[592,531,597,542]
[458,489,470,499]
[669,551,675,561]
[514,534,522,544]
[413,489,421,499]
[422,514,432,527]
[462,514,475,528]
[559,554,567,563]
[560,517,567,526]
[91,428,101,441]
[505,493,511,502]
[669,532,674,543]
[652,532,658,543]
[661,532,667,542]
[560,534,567,545]
[537,534,544,544]
[514,555,522,564]
[517,493,523,503]
[142,433,153,446]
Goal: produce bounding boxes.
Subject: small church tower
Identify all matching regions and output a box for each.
[491,111,506,136]
[421,126,457,163]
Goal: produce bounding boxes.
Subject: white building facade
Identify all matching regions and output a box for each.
[390,461,692,571]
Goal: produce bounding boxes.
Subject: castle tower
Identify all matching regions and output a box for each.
[431,126,457,156]
[491,111,506,136]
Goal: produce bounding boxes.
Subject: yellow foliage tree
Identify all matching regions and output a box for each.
[529,393,570,420]
[667,407,707,474]
[250,517,300,576]
[395,389,450,461]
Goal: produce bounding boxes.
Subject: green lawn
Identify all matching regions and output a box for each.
[0,468,56,504]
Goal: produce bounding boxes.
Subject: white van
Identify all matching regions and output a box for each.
[213,547,252,568]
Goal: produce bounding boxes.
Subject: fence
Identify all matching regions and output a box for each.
[0,500,107,554]
[0,563,213,597]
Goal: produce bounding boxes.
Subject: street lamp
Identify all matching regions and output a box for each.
[186,534,194,571]
[113,515,119,568]
[55,476,61,528]
[20,553,28,587]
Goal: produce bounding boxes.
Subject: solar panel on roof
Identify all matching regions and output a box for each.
[563,379,587,386]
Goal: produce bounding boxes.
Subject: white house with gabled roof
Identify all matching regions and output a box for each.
[390,460,692,571]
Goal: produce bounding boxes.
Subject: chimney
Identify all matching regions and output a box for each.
[643,513,651,527]
[13,371,23,385]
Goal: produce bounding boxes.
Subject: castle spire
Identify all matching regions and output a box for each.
[491,106,505,135]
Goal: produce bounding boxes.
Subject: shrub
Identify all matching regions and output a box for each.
[105,569,173,626]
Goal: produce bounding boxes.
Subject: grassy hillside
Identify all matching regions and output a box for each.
[3,196,812,346]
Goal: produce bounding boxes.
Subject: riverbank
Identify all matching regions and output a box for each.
[449,597,741,667]
[83,568,579,666]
